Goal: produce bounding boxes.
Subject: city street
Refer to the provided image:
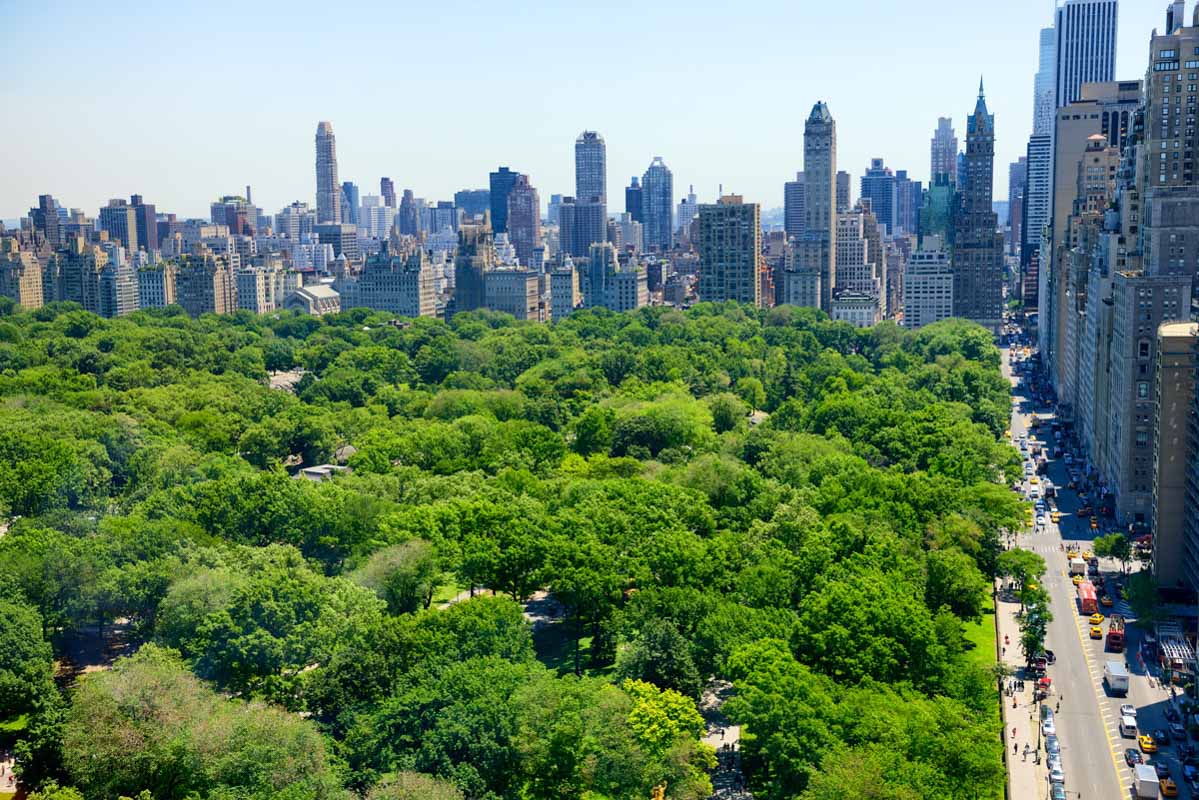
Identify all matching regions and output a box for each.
[1002,340,1194,799]
[1002,345,1125,800]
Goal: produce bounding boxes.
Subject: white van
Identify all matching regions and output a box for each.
[1119,715,1138,738]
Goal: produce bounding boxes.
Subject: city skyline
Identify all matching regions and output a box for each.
[3,0,1158,222]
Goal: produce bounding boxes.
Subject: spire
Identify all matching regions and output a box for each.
[974,76,990,116]
[978,76,984,99]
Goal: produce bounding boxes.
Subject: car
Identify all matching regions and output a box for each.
[1155,728,1171,745]
[1157,762,1172,778]
[1091,519,1098,530]
[1041,705,1055,721]
[1172,722,1188,741]
[1037,516,1046,526]
[1089,612,1105,624]
[1051,511,1062,523]
[1126,748,1144,767]
[1090,625,1103,639]
[1042,717,1057,736]
[1078,506,1093,516]
[1120,704,1137,718]
[1050,785,1066,800]
[1140,734,1158,753]
[1166,705,1181,722]
[1162,777,1179,797]
[1101,594,1114,606]
[1067,481,1077,489]
[1048,762,1065,784]
[1072,574,1084,586]
[1083,550,1093,560]
[1031,476,1040,484]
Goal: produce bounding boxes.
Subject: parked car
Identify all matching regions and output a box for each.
[1125,748,1143,767]
[1155,728,1171,745]
[1170,722,1187,740]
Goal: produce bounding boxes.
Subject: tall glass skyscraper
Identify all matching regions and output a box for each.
[489,167,519,234]
[641,157,673,252]
[575,131,606,203]
[315,121,341,224]
[1054,0,1117,108]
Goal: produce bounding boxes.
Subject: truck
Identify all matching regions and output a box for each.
[1104,660,1130,696]
[1106,615,1126,652]
[1135,763,1160,798]
[1077,580,1098,614]
[1069,558,1087,576]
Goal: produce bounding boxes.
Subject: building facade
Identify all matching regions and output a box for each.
[952,82,1004,332]
[697,196,761,307]
[575,131,606,203]
[641,157,673,251]
[315,121,341,224]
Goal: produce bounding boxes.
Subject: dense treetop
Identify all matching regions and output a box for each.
[0,299,1019,800]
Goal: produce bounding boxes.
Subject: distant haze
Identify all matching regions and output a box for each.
[3,0,1159,220]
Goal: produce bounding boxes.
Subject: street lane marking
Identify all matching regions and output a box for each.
[1069,607,1133,792]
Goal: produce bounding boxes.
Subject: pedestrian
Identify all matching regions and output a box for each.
[1014,742,1019,754]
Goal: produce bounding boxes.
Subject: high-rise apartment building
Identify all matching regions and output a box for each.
[99,199,139,252]
[676,186,699,245]
[893,170,922,236]
[506,174,541,269]
[550,266,581,320]
[903,247,954,329]
[1151,322,1198,588]
[952,82,1004,332]
[859,159,897,235]
[380,177,396,209]
[484,268,541,320]
[314,223,359,262]
[625,177,644,224]
[137,262,177,308]
[641,158,673,251]
[453,221,495,315]
[315,121,341,224]
[0,238,44,310]
[1054,0,1118,108]
[784,172,805,241]
[397,190,420,236]
[575,131,606,203]
[489,167,519,234]
[930,118,958,186]
[697,195,761,307]
[29,194,62,248]
[337,249,436,318]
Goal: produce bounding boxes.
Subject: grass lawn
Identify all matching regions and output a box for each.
[431,579,469,605]
[0,714,28,735]
[533,620,615,679]
[963,594,999,670]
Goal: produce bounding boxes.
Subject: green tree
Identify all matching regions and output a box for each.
[615,618,703,698]
[351,539,442,614]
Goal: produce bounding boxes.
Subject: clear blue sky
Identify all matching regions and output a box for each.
[2,0,1162,221]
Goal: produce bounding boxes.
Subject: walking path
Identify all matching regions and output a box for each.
[996,584,1049,800]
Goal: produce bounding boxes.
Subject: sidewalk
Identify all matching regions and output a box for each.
[995,584,1048,800]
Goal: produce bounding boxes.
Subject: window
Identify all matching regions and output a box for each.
[1138,382,1150,399]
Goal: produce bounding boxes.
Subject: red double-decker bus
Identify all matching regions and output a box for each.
[1077,580,1098,615]
[1106,615,1125,652]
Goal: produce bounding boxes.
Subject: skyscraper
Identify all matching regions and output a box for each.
[1007,158,1027,256]
[836,171,851,213]
[453,220,496,315]
[930,118,959,186]
[641,157,673,251]
[676,185,699,244]
[784,173,805,241]
[893,170,922,236]
[341,181,360,226]
[952,80,1004,332]
[625,177,644,223]
[697,195,761,306]
[859,159,897,235]
[804,102,837,312]
[454,189,490,220]
[398,190,420,236]
[506,174,541,269]
[130,194,158,252]
[315,121,341,224]
[380,177,396,209]
[1054,0,1118,108]
[29,195,62,249]
[1033,27,1057,135]
[99,198,139,252]
[489,167,519,234]
[575,131,606,203]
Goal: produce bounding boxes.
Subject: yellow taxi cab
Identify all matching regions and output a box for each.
[1067,548,1080,559]
[1162,777,1179,797]
[1051,511,1062,523]
[1030,476,1040,484]
[1072,574,1084,586]
[1091,519,1099,530]
[1082,550,1093,560]
[1088,612,1104,625]
[1090,625,1103,639]
[1138,734,1157,753]
[1101,595,1114,607]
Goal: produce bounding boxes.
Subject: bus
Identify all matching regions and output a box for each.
[1077,580,1098,615]
[1106,615,1126,652]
